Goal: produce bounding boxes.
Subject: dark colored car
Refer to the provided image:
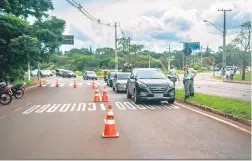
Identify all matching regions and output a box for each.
[106,72,116,87]
[56,69,65,77]
[126,68,175,104]
[62,70,76,78]
[83,71,98,80]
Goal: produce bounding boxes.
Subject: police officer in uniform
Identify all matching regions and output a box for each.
[183,65,197,100]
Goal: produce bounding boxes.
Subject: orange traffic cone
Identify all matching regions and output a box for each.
[39,80,42,87]
[73,80,77,88]
[93,87,101,102]
[92,81,96,89]
[101,87,109,102]
[56,80,59,88]
[104,104,113,123]
[102,105,119,138]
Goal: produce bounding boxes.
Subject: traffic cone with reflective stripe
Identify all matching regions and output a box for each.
[102,104,119,138]
[56,80,59,88]
[93,87,101,102]
[73,80,77,88]
[104,104,113,123]
[101,87,109,102]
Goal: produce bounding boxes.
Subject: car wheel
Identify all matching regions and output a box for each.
[134,89,140,104]
[168,98,175,104]
[127,87,132,98]
[109,82,112,87]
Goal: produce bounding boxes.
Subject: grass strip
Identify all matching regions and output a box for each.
[176,89,251,120]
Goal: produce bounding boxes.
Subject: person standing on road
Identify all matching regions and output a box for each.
[220,68,226,81]
[183,65,197,100]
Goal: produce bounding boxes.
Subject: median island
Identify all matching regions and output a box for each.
[175,89,251,120]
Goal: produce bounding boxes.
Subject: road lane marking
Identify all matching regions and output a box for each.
[175,102,251,134]
[115,102,126,110]
[123,102,137,109]
[0,115,7,120]
[21,102,181,114]
[49,84,54,87]
[163,117,226,159]
[35,104,51,113]
[69,84,73,86]
[22,105,41,114]
[87,83,91,85]
[59,104,71,112]
[14,107,22,112]
[60,84,64,87]
[26,102,32,106]
[78,83,82,86]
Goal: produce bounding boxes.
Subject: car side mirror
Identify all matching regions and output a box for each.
[130,76,134,79]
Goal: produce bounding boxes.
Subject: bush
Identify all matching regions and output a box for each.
[192,64,200,70]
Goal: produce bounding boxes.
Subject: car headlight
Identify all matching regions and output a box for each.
[138,82,147,89]
[168,83,175,89]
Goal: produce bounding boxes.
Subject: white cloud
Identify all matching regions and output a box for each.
[50,0,252,53]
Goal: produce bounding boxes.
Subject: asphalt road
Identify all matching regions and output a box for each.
[0,76,251,159]
[177,72,251,102]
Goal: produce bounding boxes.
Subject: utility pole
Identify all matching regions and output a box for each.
[27,61,31,81]
[114,22,119,72]
[218,9,232,68]
[128,37,131,64]
[168,45,171,71]
[37,63,40,81]
[200,46,203,68]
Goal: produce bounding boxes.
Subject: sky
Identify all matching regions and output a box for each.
[48,0,252,53]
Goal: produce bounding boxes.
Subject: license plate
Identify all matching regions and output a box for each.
[154,94,163,98]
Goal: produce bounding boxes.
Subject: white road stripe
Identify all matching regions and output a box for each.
[175,102,251,134]
[22,105,41,114]
[100,104,106,111]
[123,102,137,110]
[87,83,91,85]
[115,102,126,110]
[14,107,22,112]
[144,104,156,110]
[69,84,73,86]
[162,105,171,109]
[78,83,82,85]
[49,84,54,87]
[133,103,147,109]
[170,105,180,109]
[60,84,64,87]
[0,115,7,120]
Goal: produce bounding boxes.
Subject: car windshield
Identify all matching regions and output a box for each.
[117,73,130,80]
[137,70,166,79]
[87,71,95,74]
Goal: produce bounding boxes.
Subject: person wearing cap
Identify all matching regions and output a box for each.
[183,65,197,100]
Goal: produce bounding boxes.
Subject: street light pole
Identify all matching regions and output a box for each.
[218,9,231,68]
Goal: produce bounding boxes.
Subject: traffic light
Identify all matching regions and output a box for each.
[183,47,192,56]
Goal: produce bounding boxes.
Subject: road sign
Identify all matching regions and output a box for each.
[183,42,200,50]
[63,35,74,45]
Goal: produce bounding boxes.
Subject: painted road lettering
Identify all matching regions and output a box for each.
[59,104,71,112]
[22,105,41,114]
[47,104,61,113]
[21,102,181,115]
[35,104,51,113]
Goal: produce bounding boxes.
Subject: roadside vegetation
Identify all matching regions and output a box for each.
[176,89,251,120]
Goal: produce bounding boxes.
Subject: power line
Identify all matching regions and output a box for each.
[66,0,114,28]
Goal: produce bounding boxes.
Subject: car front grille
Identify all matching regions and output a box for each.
[148,86,168,93]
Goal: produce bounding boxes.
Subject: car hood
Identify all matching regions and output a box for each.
[116,80,127,84]
[137,78,173,86]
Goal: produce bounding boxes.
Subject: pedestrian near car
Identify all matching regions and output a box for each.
[183,65,197,100]
[168,65,180,84]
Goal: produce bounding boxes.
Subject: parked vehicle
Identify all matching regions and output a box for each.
[56,69,65,77]
[112,72,131,92]
[8,82,26,99]
[126,68,175,104]
[0,82,12,105]
[106,72,116,87]
[62,70,76,78]
[83,71,97,80]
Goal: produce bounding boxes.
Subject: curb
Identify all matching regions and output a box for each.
[223,80,251,84]
[175,98,251,126]
[25,80,46,91]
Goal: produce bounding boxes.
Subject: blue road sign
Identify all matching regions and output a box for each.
[184,42,200,50]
